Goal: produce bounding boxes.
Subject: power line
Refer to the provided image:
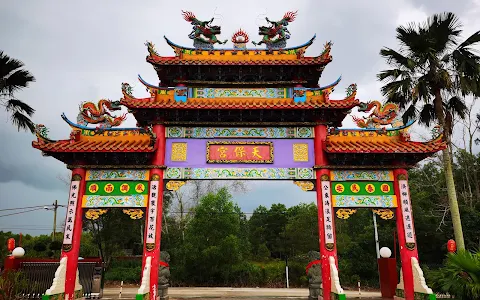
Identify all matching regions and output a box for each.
[0,205,54,212]
[0,224,64,228]
[2,227,62,231]
[0,228,64,231]
[0,207,45,218]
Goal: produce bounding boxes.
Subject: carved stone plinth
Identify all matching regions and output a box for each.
[309,283,321,300]
[158,284,169,300]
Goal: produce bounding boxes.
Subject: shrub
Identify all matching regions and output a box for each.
[0,270,29,300]
[104,259,143,283]
[104,266,142,283]
[428,250,480,300]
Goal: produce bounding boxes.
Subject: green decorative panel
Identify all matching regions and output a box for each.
[332,181,394,196]
[166,127,314,138]
[82,195,147,208]
[164,167,314,180]
[82,181,149,208]
[86,169,149,181]
[85,181,148,196]
[192,87,288,98]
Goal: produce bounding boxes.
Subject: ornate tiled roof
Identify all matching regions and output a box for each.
[120,76,357,110]
[147,57,330,65]
[147,36,332,65]
[32,117,156,154]
[324,124,447,154]
[33,138,154,153]
[145,36,332,66]
[121,96,359,110]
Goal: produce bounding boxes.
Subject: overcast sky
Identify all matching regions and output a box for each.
[1,0,479,235]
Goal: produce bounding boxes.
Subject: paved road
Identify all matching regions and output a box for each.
[104,287,382,299]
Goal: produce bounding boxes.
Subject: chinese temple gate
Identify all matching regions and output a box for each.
[32,11,445,300]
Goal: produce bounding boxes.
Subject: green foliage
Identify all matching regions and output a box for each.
[33,242,47,252]
[286,203,318,257]
[182,188,249,285]
[0,270,29,300]
[428,250,480,300]
[257,243,270,261]
[103,260,142,283]
[49,240,62,251]
[83,208,146,266]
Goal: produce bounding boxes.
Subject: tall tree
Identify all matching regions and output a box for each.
[377,12,480,250]
[0,51,36,133]
[183,188,248,284]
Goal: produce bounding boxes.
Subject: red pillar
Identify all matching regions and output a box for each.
[140,124,166,300]
[393,169,419,300]
[62,168,86,299]
[314,125,339,300]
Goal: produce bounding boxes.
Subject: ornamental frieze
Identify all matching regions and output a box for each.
[166,127,314,139]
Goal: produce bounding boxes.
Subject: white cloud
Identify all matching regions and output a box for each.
[396,4,429,26]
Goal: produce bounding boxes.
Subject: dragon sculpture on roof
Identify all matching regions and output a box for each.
[353,101,402,129]
[252,11,297,49]
[77,99,126,129]
[182,11,227,49]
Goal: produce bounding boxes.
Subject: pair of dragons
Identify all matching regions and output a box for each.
[182,10,297,49]
[76,99,398,130]
[77,99,126,128]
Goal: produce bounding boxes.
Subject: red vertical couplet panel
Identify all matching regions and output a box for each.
[393,169,419,300]
[62,168,86,300]
[141,124,166,300]
[314,125,338,300]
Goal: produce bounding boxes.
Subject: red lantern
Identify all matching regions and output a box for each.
[447,239,456,253]
[7,238,15,252]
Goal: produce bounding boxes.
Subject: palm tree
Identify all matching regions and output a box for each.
[377,12,480,250]
[0,51,36,133]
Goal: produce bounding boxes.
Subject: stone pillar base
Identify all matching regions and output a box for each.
[395,289,437,300]
[309,283,321,300]
[135,293,149,300]
[330,292,347,300]
[158,284,169,300]
[42,290,83,300]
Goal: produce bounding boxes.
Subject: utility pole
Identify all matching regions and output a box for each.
[52,200,58,241]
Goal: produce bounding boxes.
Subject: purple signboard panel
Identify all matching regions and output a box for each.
[165,139,314,168]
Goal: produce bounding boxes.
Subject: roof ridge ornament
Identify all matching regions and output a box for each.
[121,82,134,98]
[77,99,127,129]
[145,41,159,56]
[252,11,298,49]
[345,83,357,98]
[34,124,53,144]
[321,41,333,59]
[232,29,250,50]
[353,101,403,129]
[181,10,227,49]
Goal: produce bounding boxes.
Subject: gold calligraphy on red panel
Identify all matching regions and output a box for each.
[206,141,274,163]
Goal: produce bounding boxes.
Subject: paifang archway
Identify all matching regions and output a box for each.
[31,11,445,300]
